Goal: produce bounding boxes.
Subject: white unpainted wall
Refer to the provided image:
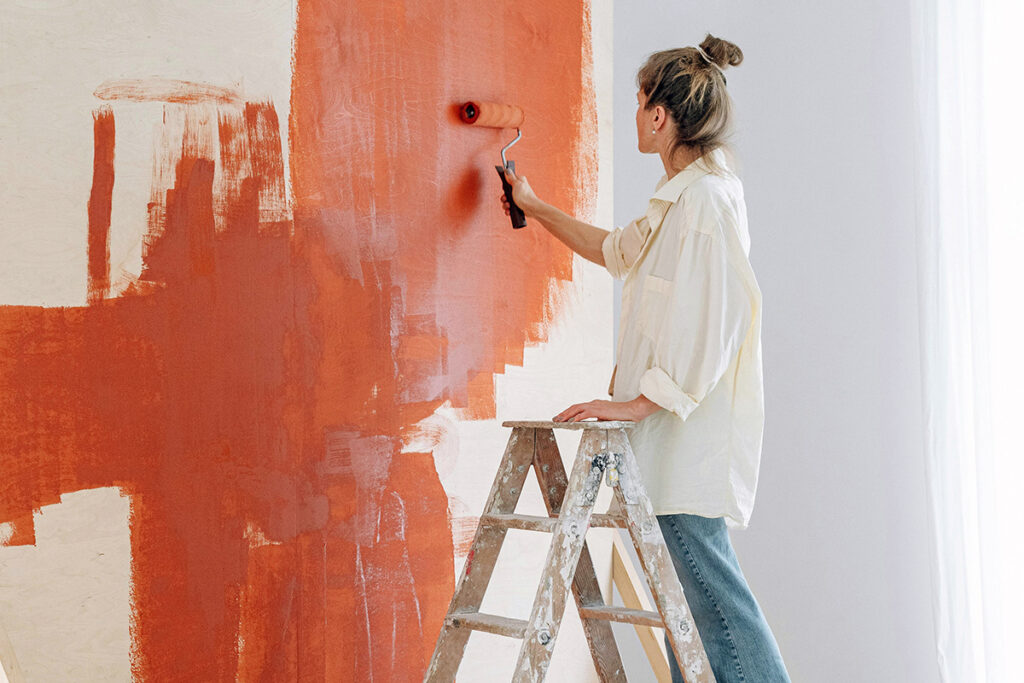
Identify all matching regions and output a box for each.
[610,1,939,680]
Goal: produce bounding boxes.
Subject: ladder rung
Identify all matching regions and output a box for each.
[589,514,628,529]
[483,513,558,532]
[446,611,527,638]
[481,513,628,532]
[577,605,664,628]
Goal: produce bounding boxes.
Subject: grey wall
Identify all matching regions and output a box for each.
[611,2,938,680]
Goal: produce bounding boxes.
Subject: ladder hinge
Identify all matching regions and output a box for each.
[591,450,622,487]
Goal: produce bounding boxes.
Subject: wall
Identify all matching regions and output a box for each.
[0,2,614,681]
[611,1,939,680]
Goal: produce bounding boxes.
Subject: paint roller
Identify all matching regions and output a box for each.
[459,101,527,229]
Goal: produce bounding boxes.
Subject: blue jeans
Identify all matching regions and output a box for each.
[657,513,791,683]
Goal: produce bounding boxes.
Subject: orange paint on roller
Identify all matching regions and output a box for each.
[458,101,525,129]
[459,100,528,229]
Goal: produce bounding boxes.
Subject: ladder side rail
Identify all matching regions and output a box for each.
[532,427,626,682]
[424,427,537,682]
[511,429,605,682]
[607,428,717,683]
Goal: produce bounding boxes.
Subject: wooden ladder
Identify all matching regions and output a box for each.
[424,420,716,682]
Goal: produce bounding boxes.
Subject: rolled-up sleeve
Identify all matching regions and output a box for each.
[602,215,652,280]
[638,217,752,422]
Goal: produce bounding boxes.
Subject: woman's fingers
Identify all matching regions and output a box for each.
[554,403,587,422]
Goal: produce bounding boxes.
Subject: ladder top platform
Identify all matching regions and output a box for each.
[501,420,636,430]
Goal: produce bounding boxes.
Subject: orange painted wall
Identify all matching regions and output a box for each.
[0,1,595,680]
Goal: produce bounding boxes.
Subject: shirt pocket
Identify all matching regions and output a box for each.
[637,273,673,340]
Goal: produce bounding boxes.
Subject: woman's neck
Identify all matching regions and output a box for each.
[660,145,702,177]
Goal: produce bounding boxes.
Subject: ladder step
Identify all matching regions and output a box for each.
[590,514,629,529]
[481,513,627,532]
[446,611,527,638]
[483,513,557,532]
[577,605,664,628]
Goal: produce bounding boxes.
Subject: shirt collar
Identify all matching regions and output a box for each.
[649,147,727,204]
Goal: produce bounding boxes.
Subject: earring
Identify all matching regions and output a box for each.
[651,129,656,134]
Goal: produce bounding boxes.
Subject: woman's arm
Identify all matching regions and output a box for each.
[500,167,609,265]
[637,198,752,422]
[530,201,609,266]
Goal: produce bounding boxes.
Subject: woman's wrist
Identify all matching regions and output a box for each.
[630,394,662,421]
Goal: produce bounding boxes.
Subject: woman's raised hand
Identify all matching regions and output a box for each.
[499,166,542,218]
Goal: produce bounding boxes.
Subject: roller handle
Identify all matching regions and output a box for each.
[496,161,527,229]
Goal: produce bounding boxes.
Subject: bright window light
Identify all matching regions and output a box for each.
[982,0,1024,672]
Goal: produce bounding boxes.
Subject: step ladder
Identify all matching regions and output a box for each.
[424,420,716,682]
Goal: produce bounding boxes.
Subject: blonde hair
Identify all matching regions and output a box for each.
[636,33,743,176]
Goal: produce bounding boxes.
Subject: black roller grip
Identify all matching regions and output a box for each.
[496,161,527,229]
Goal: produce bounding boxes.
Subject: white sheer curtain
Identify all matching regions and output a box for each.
[911,0,1024,680]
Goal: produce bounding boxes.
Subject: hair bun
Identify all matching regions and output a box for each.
[700,33,744,69]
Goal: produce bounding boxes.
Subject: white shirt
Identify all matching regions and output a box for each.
[601,148,764,530]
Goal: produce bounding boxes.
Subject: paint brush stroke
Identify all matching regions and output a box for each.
[0,98,317,680]
[94,78,243,105]
[86,106,114,305]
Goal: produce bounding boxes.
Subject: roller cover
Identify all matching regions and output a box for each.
[459,101,525,128]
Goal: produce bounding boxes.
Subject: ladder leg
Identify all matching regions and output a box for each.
[512,429,606,682]
[425,427,536,682]
[533,428,626,682]
[606,428,717,683]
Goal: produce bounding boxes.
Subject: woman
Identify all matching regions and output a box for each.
[500,34,790,683]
